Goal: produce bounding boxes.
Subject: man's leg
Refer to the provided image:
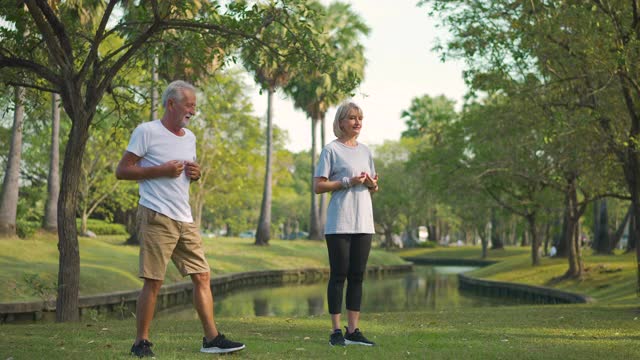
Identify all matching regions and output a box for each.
[135,278,163,343]
[191,272,218,341]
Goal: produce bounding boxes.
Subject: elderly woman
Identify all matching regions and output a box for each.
[314,101,379,347]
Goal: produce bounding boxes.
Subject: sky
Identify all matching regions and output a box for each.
[247,0,468,153]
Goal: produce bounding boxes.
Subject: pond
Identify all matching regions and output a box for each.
[156,266,524,320]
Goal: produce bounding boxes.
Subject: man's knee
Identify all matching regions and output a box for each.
[191,272,211,286]
[142,278,163,295]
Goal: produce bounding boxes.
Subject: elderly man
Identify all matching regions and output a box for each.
[116,80,245,357]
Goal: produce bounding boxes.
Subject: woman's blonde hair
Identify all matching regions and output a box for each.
[333,101,363,138]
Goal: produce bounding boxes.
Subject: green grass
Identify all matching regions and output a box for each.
[1,305,638,359]
[0,233,406,302]
[397,246,639,304]
[3,238,639,358]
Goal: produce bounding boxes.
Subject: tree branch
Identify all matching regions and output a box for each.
[91,22,163,110]
[78,0,120,82]
[23,0,67,67]
[0,55,61,85]
[29,0,74,65]
[5,80,57,93]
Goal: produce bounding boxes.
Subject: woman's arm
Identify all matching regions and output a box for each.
[314,174,366,194]
[314,177,342,194]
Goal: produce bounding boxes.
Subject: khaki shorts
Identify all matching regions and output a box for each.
[137,205,210,280]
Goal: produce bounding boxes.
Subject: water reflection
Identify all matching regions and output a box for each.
[156,266,523,321]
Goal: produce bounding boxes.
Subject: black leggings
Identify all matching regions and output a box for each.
[325,233,372,314]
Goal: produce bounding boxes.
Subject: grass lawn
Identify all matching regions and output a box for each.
[3,236,639,359]
[397,246,639,305]
[0,232,406,302]
[1,304,638,359]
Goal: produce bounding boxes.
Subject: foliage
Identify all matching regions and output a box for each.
[1,0,349,320]
[74,219,127,236]
[16,220,38,239]
[189,70,265,233]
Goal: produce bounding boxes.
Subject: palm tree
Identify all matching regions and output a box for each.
[0,86,25,237]
[241,22,292,245]
[284,1,369,240]
[43,92,61,232]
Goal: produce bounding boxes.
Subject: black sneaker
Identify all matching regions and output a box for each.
[130,339,155,358]
[200,334,246,354]
[344,327,375,346]
[329,329,345,346]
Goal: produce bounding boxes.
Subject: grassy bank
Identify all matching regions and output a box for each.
[397,246,639,304]
[0,232,406,302]
[1,304,638,359]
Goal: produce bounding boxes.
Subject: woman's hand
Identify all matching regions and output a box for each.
[363,173,378,187]
[351,173,367,187]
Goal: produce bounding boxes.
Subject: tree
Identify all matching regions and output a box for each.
[189,71,265,228]
[0,86,25,237]
[78,125,137,235]
[372,139,418,247]
[42,92,60,232]
[423,0,634,278]
[401,94,460,244]
[241,3,322,245]
[0,0,329,321]
[285,0,369,240]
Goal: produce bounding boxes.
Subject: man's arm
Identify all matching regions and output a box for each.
[115,151,184,180]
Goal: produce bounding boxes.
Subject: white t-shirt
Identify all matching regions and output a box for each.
[126,120,196,222]
[315,140,376,234]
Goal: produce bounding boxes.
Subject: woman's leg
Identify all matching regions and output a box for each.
[326,234,350,330]
[345,233,372,332]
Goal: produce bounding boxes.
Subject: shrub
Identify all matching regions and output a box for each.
[417,240,437,248]
[76,218,127,235]
[16,220,39,239]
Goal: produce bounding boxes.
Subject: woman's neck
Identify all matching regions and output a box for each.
[338,137,358,147]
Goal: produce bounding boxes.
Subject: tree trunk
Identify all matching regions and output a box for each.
[564,175,584,278]
[543,222,551,256]
[43,93,61,232]
[490,209,504,249]
[609,205,630,252]
[509,217,517,246]
[308,115,322,240]
[124,207,140,245]
[255,87,274,245]
[80,212,89,235]
[592,199,600,249]
[56,113,91,322]
[521,227,529,247]
[594,199,611,253]
[526,214,540,266]
[481,225,489,259]
[0,87,25,237]
[384,227,393,248]
[556,207,570,257]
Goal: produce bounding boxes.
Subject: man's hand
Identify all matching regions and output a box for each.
[163,160,185,178]
[184,161,201,181]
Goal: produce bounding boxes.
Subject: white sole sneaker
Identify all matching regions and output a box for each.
[345,339,374,346]
[200,344,246,353]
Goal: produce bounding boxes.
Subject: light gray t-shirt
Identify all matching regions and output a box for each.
[126,120,197,222]
[315,140,376,234]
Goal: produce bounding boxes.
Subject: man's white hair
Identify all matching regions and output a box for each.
[162,80,196,108]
